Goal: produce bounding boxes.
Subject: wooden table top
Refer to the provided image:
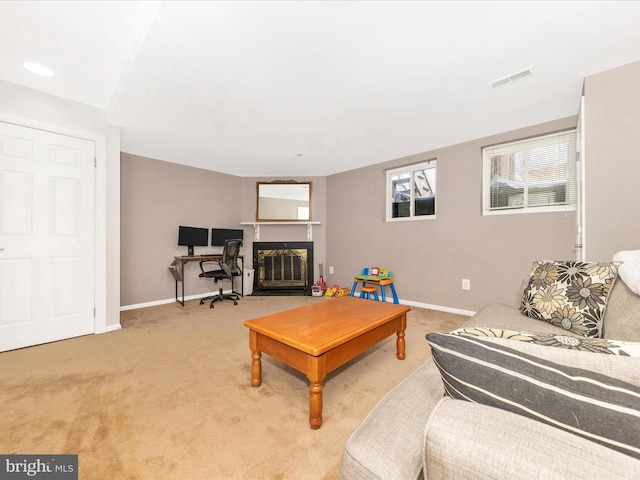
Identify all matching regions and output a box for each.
[244,296,410,357]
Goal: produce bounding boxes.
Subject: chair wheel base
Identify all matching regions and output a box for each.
[200,292,240,309]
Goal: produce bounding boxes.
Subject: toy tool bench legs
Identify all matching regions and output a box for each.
[350,267,399,304]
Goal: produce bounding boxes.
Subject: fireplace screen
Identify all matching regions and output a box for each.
[253,241,314,295]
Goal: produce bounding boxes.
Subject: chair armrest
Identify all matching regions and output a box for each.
[199,260,221,276]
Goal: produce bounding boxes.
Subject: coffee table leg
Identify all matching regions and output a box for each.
[249,330,262,387]
[396,314,407,360]
[251,350,262,387]
[307,357,327,429]
[308,381,323,429]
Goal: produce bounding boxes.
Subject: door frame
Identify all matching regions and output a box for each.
[576,96,586,262]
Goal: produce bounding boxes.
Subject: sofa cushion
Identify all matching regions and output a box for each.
[338,359,447,480]
[424,398,640,480]
[519,260,621,338]
[466,303,573,335]
[450,326,640,356]
[426,332,640,459]
[603,278,640,341]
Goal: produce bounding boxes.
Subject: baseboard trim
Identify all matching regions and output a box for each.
[120,290,233,311]
[351,288,476,317]
[398,299,475,317]
[96,323,122,334]
[121,292,476,316]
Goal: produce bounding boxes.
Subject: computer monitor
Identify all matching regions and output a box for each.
[178,226,208,256]
[211,228,244,247]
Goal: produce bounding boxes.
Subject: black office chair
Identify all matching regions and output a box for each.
[198,238,242,308]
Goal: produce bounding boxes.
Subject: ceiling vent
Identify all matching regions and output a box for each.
[489,67,533,88]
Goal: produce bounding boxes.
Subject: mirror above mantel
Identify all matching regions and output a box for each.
[256,181,312,222]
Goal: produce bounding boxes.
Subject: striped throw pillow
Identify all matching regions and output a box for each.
[426,332,640,459]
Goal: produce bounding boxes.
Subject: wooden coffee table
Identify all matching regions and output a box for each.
[244,296,411,429]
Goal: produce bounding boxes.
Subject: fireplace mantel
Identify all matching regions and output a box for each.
[240,221,321,241]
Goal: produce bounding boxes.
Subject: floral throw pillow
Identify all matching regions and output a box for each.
[519,260,621,338]
[450,327,640,356]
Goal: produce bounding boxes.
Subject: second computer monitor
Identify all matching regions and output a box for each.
[211,228,244,247]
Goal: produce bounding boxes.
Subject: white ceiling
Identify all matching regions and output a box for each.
[3,1,640,177]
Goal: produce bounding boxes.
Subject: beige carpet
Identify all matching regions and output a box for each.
[0,296,467,480]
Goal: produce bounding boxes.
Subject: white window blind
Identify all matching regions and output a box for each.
[483,130,577,214]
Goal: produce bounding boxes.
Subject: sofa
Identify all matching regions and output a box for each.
[338,260,640,480]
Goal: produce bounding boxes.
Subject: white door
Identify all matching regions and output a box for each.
[0,121,95,352]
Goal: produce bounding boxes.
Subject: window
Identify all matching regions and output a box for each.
[297,206,309,220]
[386,159,436,221]
[482,130,577,215]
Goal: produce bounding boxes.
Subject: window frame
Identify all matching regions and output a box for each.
[482,130,577,216]
[385,159,437,222]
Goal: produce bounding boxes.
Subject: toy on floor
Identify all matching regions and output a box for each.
[335,287,350,297]
[325,284,339,297]
[312,263,327,296]
[351,267,399,304]
[324,285,350,298]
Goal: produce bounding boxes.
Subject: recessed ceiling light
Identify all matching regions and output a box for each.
[23,61,54,78]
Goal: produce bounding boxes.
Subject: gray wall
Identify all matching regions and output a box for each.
[583,60,640,260]
[120,60,640,312]
[326,117,578,313]
[121,153,241,305]
[120,156,327,306]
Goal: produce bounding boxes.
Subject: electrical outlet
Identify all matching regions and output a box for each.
[462,279,471,290]
[329,266,334,274]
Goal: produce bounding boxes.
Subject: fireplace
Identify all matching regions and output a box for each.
[252,241,314,296]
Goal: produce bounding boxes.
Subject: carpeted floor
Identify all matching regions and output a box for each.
[0,296,467,479]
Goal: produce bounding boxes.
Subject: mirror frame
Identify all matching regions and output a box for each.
[256,181,312,222]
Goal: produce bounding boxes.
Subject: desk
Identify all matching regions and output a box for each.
[350,275,398,304]
[170,254,244,307]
